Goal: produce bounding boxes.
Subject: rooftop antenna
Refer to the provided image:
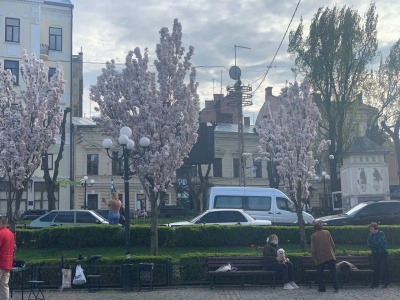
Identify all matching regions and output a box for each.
[212,79,215,95]
[227,45,252,187]
[220,71,223,94]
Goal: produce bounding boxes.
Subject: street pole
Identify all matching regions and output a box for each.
[81,176,94,210]
[123,146,131,259]
[102,127,150,291]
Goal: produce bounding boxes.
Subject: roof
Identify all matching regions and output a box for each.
[44,0,73,7]
[72,117,96,127]
[342,136,389,156]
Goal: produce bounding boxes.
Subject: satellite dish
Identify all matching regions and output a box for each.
[229,66,241,80]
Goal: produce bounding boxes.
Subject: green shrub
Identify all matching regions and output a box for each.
[16,225,400,249]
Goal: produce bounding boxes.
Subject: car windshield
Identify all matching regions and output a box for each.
[190,212,208,223]
[344,202,369,216]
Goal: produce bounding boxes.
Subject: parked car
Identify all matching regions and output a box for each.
[29,210,109,228]
[159,205,188,218]
[318,200,400,226]
[208,186,314,225]
[18,209,48,220]
[163,209,272,228]
[94,209,109,220]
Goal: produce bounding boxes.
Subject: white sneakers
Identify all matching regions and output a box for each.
[284,283,294,290]
[283,282,300,290]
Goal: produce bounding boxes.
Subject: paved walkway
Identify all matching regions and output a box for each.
[10,285,400,300]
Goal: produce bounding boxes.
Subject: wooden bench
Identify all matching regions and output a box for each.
[207,257,276,290]
[301,256,374,288]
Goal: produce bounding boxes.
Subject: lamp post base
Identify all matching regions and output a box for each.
[121,263,134,291]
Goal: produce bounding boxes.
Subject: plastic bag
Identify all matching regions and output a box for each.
[215,263,231,272]
[73,265,86,285]
[61,269,72,289]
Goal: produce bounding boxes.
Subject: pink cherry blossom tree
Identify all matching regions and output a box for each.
[0,51,65,231]
[257,80,321,251]
[90,19,200,255]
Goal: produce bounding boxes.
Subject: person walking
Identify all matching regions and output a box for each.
[107,192,122,225]
[263,234,299,290]
[0,216,15,300]
[367,222,390,288]
[311,219,339,292]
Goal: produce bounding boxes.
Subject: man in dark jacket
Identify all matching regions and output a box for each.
[0,216,15,299]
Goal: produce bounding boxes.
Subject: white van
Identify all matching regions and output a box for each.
[208,186,314,225]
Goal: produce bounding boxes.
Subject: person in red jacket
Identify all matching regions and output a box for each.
[0,216,15,300]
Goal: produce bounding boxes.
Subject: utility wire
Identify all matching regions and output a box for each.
[252,0,302,95]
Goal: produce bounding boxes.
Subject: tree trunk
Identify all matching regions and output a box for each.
[295,181,307,251]
[43,107,70,210]
[149,190,158,256]
[381,119,400,184]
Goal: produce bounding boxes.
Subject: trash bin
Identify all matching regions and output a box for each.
[139,263,154,291]
[121,264,134,291]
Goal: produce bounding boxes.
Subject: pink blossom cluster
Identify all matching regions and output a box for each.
[258,80,320,203]
[0,50,65,190]
[90,19,200,194]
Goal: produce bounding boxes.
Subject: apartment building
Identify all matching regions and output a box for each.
[0,0,75,212]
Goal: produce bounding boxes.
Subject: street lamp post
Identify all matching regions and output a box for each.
[321,171,330,214]
[102,127,150,261]
[81,176,94,210]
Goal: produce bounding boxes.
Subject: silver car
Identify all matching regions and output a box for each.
[29,210,109,228]
[164,209,272,228]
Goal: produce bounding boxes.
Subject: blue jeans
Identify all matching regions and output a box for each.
[108,212,120,225]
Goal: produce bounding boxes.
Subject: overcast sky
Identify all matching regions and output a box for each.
[72,0,400,122]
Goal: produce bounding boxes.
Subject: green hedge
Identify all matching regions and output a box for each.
[16,225,400,249]
[16,225,174,248]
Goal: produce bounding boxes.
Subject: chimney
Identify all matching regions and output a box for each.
[244,117,250,126]
[265,87,273,101]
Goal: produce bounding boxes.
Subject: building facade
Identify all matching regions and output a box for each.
[0,0,75,212]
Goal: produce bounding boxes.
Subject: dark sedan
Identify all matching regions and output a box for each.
[319,200,400,226]
[18,209,48,220]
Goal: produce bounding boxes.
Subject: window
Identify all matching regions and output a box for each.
[220,211,247,223]
[39,212,57,222]
[4,60,19,85]
[34,182,59,209]
[233,158,239,178]
[276,197,294,212]
[246,196,271,211]
[54,212,74,223]
[197,211,218,223]
[5,18,20,42]
[48,67,56,81]
[111,151,122,176]
[87,154,99,175]
[215,196,243,209]
[213,158,222,177]
[76,211,98,223]
[87,194,98,210]
[49,27,62,51]
[253,159,262,178]
[41,154,53,170]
